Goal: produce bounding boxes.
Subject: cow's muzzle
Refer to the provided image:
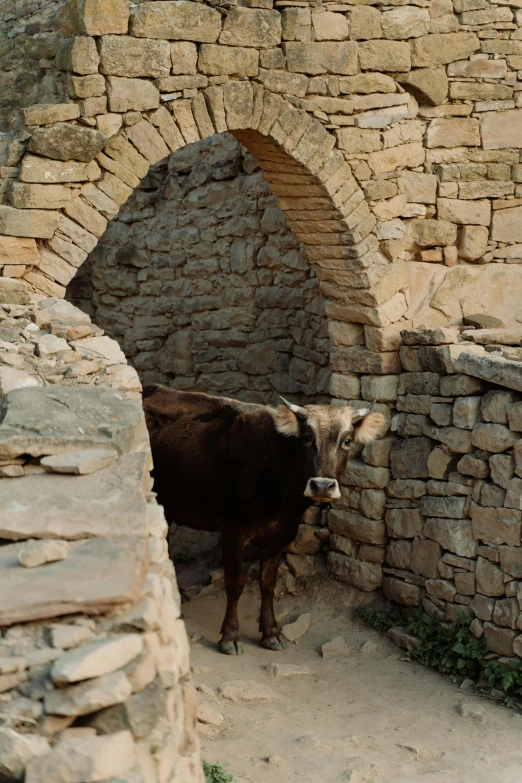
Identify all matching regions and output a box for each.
[304,477,341,501]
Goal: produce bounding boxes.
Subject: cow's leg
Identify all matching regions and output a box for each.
[259,551,286,651]
[219,530,245,655]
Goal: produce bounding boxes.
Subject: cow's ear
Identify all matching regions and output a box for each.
[273,406,300,437]
[353,412,384,444]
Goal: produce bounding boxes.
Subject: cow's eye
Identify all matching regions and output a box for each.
[342,437,351,448]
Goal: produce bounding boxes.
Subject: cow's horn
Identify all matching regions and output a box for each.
[351,401,375,422]
[279,396,307,416]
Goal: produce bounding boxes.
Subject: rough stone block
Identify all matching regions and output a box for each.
[471,423,518,453]
[386,508,422,538]
[382,7,430,39]
[25,731,135,783]
[383,576,421,606]
[329,509,387,545]
[410,32,479,67]
[453,396,481,430]
[358,40,411,71]
[390,436,433,479]
[0,535,147,626]
[0,386,142,460]
[52,635,142,684]
[312,11,349,40]
[410,537,441,579]
[9,183,73,210]
[387,539,412,570]
[106,76,159,113]
[420,495,467,519]
[131,1,221,42]
[29,124,106,163]
[0,729,50,782]
[483,623,516,656]
[99,35,170,78]
[220,7,281,48]
[0,205,60,239]
[349,6,382,40]
[344,460,390,489]
[481,109,522,151]
[398,66,448,106]
[327,551,382,591]
[64,0,130,35]
[198,44,259,76]
[55,37,100,74]
[285,42,358,75]
[423,517,476,557]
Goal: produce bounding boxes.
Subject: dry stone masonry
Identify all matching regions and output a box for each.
[2,0,522,739]
[68,134,329,403]
[0,296,202,783]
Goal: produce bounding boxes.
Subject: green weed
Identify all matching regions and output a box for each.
[203,761,236,783]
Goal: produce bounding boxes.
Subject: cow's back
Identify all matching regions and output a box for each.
[144,386,288,531]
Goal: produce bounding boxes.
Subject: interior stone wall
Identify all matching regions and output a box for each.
[67,133,330,404]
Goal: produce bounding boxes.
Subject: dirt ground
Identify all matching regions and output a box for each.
[182,579,522,783]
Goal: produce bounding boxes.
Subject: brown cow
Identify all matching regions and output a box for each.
[143,385,383,655]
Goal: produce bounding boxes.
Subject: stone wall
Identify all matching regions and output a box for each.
[326,324,522,663]
[0,293,202,783]
[67,133,330,404]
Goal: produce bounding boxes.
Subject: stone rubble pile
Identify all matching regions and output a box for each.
[0,295,202,783]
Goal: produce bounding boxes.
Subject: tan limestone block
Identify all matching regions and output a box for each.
[336,127,381,154]
[103,135,150,179]
[20,155,101,184]
[198,44,259,76]
[148,106,184,152]
[171,100,200,143]
[491,203,522,242]
[131,1,221,42]
[171,41,198,74]
[219,7,281,48]
[339,73,396,94]
[39,248,77,286]
[0,236,39,266]
[99,35,171,78]
[368,142,425,174]
[55,37,100,74]
[437,197,490,226]
[426,118,480,148]
[285,41,358,75]
[96,112,122,138]
[106,75,160,113]
[358,39,411,71]
[9,183,73,210]
[381,7,430,39]
[312,11,349,41]
[125,120,170,165]
[459,224,488,262]
[23,104,80,126]
[398,66,448,106]
[410,32,479,67]
[69,73,106,99]
[0,205,60,239]
[481,109,522,151]
[349,6,382,40]
[64,196,107,237]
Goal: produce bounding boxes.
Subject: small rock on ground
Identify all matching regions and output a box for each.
[458,702,486,721]
[321,636,349,659]
[198,704,224,726]
[282,613,312,643]
[359,640,377,654]
[265,663,310,677]
[219,680,278,702]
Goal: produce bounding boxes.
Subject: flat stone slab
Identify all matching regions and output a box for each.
[0,535,147,626]
[41,448,118,475]
[461,328,522,346]
[0,453,148,540]
[0,386,143,459]
[454,351,522,393]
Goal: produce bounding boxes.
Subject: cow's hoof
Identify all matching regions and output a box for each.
[261,634,286,651]
[219,639,244,655]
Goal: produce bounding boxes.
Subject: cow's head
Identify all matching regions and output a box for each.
[274,398,384,503]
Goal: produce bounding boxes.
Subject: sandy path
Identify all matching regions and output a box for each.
[183,581,522,783]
